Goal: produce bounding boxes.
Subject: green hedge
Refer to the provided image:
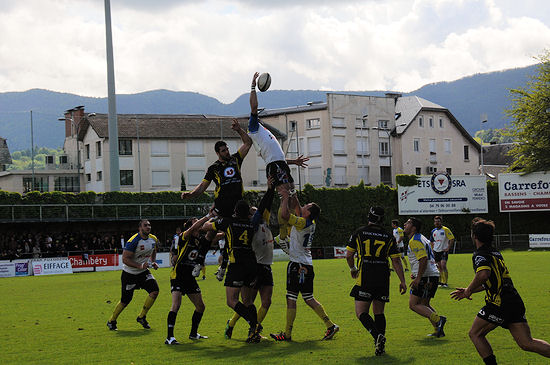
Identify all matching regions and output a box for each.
[1,179,547,246]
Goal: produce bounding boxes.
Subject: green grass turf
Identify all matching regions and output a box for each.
[1,251,549,364]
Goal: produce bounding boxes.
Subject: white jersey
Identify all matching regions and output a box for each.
[407,233,439,277]
[252,222,274,265]
[393,227,404,248]
[431,226,455,252]
[249,123,285,164]
[123,233,158,274]
[287,214,315,266]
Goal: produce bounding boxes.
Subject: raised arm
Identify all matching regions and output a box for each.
[182,214,212,240]
[250,72,259,115]
[232,118,253,157]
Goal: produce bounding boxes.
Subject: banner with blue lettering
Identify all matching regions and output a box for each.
[398,174,488,215]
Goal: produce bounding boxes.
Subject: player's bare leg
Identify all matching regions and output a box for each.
[276,182,296,241]
[469,316,498,359]
[509,322,550,357]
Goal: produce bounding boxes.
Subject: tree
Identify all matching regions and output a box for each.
[180,172,187,191]
[507,50,550,173]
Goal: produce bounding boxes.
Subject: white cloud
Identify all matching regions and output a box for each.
[0,0,549,103]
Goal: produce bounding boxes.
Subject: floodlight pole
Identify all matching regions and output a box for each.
[104,0,120,191]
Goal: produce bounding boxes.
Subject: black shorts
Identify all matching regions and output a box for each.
[434,251,449,262]
[477,297,527,329]
[214,197,240,218]
[120,269,159,304]
[266,160,294,187]
[350,284,390,302]
[224,262,258,288]
[170,266,201,295]
[410,276,439,299]
[253,264,274,289]
[286,261,314,294]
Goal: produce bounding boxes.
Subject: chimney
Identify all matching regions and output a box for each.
[385,92,402,106]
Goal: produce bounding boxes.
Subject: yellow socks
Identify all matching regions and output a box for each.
[109,301,126,322]
[229,312,240,327]
[138,295,156,318]
[429,312,441,326]
[313,304,334,328]
[285,307,297,336]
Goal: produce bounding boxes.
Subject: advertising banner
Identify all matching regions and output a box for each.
[69,254,118,268]
[32,258,73,276]
[15,261,29,276]
[398,174,488,215]
[499,172,550,212]
[529,234,550,248]
[0,262,15,278]
[333,247,347,259]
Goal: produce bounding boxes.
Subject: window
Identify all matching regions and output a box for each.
[446,168,452,175]
[444,139,451,153]
[333,166,347,185]
[356,137,369,156]
[46,155,54,164]
[357,166,369,185]
[96,141,102,157]
[355,118,367,129]
[119,140,132,156]
[413,138,420,152]
[429,139,436,153]
[151,140,169,156]
[378,120,388,129]
[333,136,346,155]
[308,137,321,155]
[152,171,170,186]
[85,144,90,160]
[59,155,68,164]
[415,167,422,175]
[23,177,49,193]
[419,116,424,127]
[379,141,389,156]
[465,172,471,175]
[54,176,80,192]
[306,118,320,129]
[332,117,345,128]
[429,117,434,128]
[464,145,470,160]
[120,170,134,185]
[380,166,392,185]
[86,173,91,183]
[258,170,267,185]
[439,118,443,128]
[97,171,102,181]
[187,170,204,186]
[308,167,323,186]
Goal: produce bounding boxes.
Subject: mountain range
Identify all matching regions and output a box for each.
[0,64,537,151]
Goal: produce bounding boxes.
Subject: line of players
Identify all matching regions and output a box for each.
[105,72,550,362]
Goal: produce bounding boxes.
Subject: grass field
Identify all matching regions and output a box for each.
[1,251,550,364]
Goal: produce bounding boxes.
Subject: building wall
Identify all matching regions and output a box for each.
[394,111,480,176]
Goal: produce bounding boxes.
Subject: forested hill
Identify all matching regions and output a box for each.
[0,64,537,151]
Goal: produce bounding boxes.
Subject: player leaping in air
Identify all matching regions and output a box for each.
[249,72,308,246]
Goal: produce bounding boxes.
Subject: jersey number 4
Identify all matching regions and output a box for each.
[239,230,249,246]
[362,239,386,257]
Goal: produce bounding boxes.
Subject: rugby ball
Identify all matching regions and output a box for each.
[257,73,271,92]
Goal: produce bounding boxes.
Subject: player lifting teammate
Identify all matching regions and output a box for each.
[270,189,338,341]
[165,214,213,345]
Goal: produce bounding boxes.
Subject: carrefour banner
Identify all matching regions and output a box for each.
[398,174,488,215]
[499,172,550,212]
[32,258,73,276]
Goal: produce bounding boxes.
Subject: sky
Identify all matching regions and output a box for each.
[0,0,549,104]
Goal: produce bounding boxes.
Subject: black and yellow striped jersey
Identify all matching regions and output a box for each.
[346,224,400,287]
[212,217,256,264]
[170,233,210,279]
[472,245,520,306]
[203,152,244,207]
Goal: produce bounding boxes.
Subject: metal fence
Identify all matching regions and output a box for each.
[0,203,212,223]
